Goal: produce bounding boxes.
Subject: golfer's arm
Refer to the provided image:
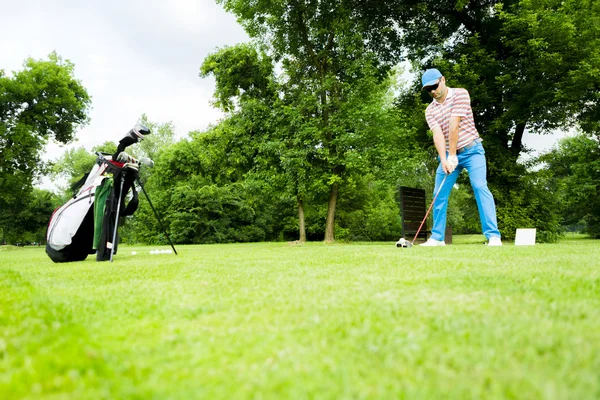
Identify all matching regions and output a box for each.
[448,116,460,156]
[432,126,447,161]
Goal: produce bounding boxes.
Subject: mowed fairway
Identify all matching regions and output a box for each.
[1,237,599,399]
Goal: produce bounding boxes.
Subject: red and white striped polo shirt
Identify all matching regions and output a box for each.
[425,87,480,150]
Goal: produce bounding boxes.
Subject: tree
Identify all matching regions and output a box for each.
[134,114,177,162]
[386,0,599,161]
[201,44,315,241]
[127,122,286,245]
[200,44,276,113]
[1,188,57,244]
[538,133,600,238]
[216,0,401,242]
[0,52,91,234]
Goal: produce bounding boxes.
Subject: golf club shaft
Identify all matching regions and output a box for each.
[110,175,126,262]
[412,174,448,244]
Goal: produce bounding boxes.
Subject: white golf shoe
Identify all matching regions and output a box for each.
[419,238,446,247]
[487,237,503,246]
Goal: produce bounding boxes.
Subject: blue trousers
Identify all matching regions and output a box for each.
[431,141,501,241]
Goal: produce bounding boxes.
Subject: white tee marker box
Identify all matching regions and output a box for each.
[515,228,536,245]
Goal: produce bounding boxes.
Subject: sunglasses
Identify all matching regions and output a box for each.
[423,82,440,92]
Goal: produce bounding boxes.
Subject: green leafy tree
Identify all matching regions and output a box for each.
[122,116,285,244]
[200,44,275,113]
[215,1,404,242]
[538,133,600,238]
[388,0,599,164]
[134,114,177,162]
[1,188,57,244]
[201,44,313,240]
[334,174,403,241]
[0,52,91,234]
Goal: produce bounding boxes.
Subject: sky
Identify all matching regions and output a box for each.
[2,0,569,189]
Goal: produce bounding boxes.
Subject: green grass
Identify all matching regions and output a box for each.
[1,237,599,399]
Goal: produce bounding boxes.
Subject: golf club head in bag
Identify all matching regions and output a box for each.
[113,122,151,160]
[130,122,151,140]
[116,152,155,168]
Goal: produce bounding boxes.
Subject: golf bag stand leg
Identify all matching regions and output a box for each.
[110,172,126,262]
[136,178,178,255]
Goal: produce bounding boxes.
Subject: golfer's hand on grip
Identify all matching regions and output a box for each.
[442,156,457,174]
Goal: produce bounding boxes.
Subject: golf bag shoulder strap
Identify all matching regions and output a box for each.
[122,184,139,216]
[70,173,90,197]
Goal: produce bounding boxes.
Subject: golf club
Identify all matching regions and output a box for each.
[396,174,448,248]
[109,172,126,262]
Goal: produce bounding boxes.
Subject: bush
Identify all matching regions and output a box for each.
[335,175,402,241]
[494,175,562,243]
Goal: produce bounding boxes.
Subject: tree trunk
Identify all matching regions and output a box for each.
[297,195,306,243]
[510,122,527,158]
[324,182,339,243]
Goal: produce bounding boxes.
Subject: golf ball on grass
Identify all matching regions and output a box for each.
[149,249,173,255]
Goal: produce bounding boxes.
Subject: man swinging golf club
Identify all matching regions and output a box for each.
[419,68,502,246]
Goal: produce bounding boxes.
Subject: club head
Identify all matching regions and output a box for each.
[395,238,413,248]
[133,122,151,136]
[127,122,151,142]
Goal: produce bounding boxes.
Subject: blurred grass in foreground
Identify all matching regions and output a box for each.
[1,237,599,399]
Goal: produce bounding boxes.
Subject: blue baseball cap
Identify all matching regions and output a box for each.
[421,68,443,88]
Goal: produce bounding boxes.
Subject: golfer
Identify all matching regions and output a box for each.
[420,68,502,246]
